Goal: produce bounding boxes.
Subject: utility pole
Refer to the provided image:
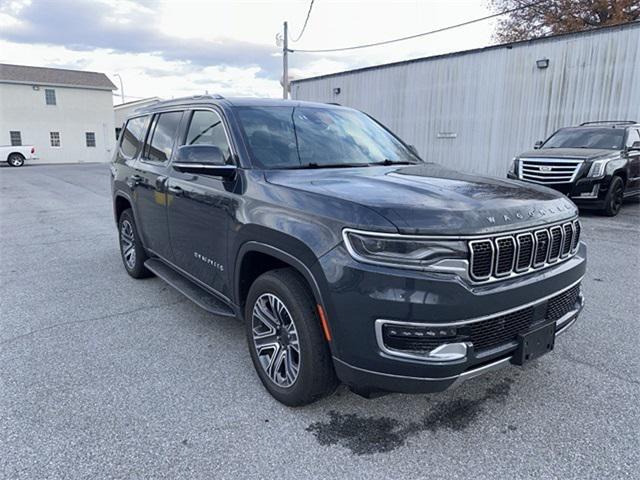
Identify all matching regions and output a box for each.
[114,73,125,104]
[282,21,289,100]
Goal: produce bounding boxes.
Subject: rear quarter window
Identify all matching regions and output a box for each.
[120,116,148,159]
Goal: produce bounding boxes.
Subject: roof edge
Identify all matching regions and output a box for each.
[0,79,116,91]
[291,21,640,85]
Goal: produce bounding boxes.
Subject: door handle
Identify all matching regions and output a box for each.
[127,174,142,188]
[168,185,184,196]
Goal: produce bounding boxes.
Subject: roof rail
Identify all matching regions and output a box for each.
[580,120,636,126]
[190,93,225,100]
[326,102,341,106]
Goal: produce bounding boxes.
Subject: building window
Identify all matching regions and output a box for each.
[85,132,96,147]
[115,127,122,140]
[45,89,56,105]
[50,131,61,147]
[10,131,22,146]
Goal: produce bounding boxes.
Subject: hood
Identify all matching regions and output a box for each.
[519,147,618,161]
[265,163,578,235]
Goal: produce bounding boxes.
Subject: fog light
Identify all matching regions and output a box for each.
[384,325,457,338]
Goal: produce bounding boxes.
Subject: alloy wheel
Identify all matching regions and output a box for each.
[251,293,300,388]
[611,183,623,214]
[120,219,136,270]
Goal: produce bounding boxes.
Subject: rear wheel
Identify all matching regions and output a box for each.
[603,176,624,216]
[245,268,337,406]
[118,209,153,278]
[7,153,25,167]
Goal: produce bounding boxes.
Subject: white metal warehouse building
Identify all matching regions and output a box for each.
[291,22,640,177]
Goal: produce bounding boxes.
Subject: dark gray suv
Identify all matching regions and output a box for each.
[111,96,586,405]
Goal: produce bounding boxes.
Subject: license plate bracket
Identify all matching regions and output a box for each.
[512,322,556,366]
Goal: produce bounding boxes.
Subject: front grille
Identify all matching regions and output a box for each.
[469,307,535,351]
[519,158,583,184]
[469,220,581,282]
[379,283,582,355]
[546,284,580,322]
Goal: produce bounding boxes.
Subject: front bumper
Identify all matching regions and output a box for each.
[507,173,610,209]
[316,241,586,394]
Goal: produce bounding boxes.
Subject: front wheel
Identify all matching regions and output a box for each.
[7,153,25,167]
[245,268,337,406]
[603,176,624,216]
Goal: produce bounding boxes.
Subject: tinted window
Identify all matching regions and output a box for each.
[543,128,625,150]
[625,129,640,147]
[235,106,419,169]
[184,110,232,164]
[120,116,148,158]
[144,111,183,163]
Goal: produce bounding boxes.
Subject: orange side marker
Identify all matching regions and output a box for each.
[317,304,332,342]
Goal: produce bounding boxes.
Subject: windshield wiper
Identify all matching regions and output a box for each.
[369,159,417,166]
[294,162,370,169]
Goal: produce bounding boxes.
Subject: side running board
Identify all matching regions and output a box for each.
[144,258,235,318]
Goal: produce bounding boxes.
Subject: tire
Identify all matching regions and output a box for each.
[245,268,337,406]
[7,153,25,167]
[603,176,624,216]
[118,208,153,278]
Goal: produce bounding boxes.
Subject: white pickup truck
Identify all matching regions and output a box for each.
[1,145,37,167]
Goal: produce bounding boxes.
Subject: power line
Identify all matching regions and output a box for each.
[289,0,547,53]
[290,0,315,43]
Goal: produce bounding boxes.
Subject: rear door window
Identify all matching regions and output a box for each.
[143,111,183,163]
[120,116,148,158]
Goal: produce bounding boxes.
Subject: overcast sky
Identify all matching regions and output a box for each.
[0,0,497,102]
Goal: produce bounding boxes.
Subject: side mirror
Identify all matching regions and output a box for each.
[628,141,640,151]
[173,145,236,178]
[534,141,544,149]
[407,144,420,157]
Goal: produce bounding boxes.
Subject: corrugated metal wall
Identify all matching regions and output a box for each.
[291,23,640,177]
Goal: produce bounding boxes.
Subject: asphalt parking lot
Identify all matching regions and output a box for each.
[1,163,639,479]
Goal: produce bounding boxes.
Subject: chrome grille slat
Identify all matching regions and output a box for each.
[515,233,534,272]
[548,226,563,262]
[561,223,574,257]
[518,158,583,184]
[469,220,581,283]
[571,220,581,252]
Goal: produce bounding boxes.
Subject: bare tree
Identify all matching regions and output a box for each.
[488,0,640,42]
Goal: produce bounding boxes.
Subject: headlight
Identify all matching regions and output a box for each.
[343,229,467,270]
[508,157,519,175]
[587,159,608,178]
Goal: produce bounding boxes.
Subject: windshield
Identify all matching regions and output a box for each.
[235,106,420,169]
[542,128,625,150]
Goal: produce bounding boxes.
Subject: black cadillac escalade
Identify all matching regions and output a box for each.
[111,96,586,406]
[508,121,640,216]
